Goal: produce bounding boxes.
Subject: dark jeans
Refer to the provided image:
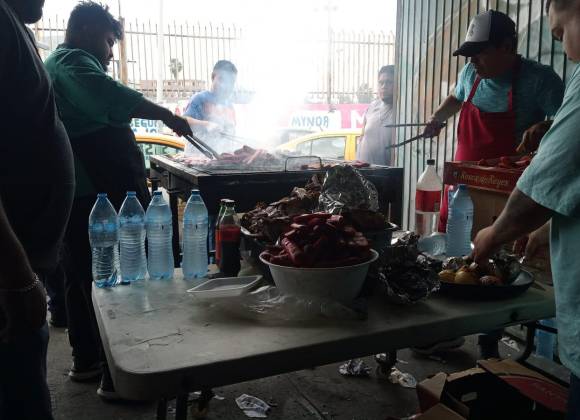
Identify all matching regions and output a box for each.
[40,261,67,322]
[0,323,53,420]
[568,374,580,420]
[64,196,103,365]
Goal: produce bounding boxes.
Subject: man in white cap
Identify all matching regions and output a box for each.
[419,9,565,358]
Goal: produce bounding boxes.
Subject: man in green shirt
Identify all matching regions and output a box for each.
[473,1,580,416]
[44,1,192,400]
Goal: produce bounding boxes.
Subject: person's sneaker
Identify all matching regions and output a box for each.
[68,360,102,382]
[97,368,122,401]
[412,337,466,356]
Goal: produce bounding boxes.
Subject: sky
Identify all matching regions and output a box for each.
[42,0,397,33]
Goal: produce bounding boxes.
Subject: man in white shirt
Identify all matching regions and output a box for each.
[356,65,394,166]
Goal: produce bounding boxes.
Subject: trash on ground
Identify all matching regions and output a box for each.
[501,336,520,351]
[388,368,417,388]
[191,390,224,401]
[339,359,371,377]
[236,394,271,418]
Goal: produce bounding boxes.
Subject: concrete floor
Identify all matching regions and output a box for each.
[47,322,567,420]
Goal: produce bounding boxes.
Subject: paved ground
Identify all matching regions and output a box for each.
[46,322,567,420]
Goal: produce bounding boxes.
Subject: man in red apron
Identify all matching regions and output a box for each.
[424,10,564,233]
[417,10,564,358]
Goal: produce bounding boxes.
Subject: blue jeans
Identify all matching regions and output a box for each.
[568,373,580,420]
[0,323,53,420]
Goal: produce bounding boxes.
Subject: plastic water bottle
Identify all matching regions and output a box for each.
[535,318,556,360]
[446,184,473,257]
[182,189,209,280]
[145,191,174,280]
[415,159,443,237]
[119,191,147,282]
[88,193,119,288]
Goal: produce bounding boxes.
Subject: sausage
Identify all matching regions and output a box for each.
[281,237,306,266]
[293,213,332,224]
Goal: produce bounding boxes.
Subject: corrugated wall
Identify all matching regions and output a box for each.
[394,0,577,229]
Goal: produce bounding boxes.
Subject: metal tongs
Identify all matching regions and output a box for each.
[183,134,219,160]
[385,122,447,150]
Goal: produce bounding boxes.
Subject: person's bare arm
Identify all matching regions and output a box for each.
[0,196,47,341]
[517,121,554,154]
[183,116,220,132]
[423,94,463,137]
[132,98,192,137]
[472,188,553,264]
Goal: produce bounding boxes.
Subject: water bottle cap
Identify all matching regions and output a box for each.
[153,191,162,196]
[427,159,435,165]
[127,191,136,196]
[457,184,467,190]
[97,193,107,198]
[191,189,200,195]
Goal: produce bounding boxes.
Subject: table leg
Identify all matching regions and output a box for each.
[375,351,397,375]
[175,394,188,420]
[167,188,182,268]
[517,322,537,362]
[150,177,160,192]
[156,398,168,420]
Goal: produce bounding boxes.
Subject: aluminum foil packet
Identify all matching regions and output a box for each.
[318,165,379,214]
[379,232,440,304]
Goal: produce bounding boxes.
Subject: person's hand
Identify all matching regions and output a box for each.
[516,120,553,154]
[523,223,550,260]
[423,117,445,138]
[0,274,47,343]
[164,114,193,137]
[472,226,502,265]
[205,121,221,134]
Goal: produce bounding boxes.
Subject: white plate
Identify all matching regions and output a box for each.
[187,276,263,300]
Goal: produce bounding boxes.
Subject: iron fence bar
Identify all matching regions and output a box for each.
[419,0,427,171]
[430,0,442,159]
[516,0,521,30]
[407,0,418,227]
[538,0,545,63]
[167,23,173,100]
[435,0,443,165]
[526,0,532,57]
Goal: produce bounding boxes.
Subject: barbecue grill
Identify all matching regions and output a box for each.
[149,154,403,262]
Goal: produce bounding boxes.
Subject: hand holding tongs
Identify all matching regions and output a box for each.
[183,134,220,160]
[385,122,447,150]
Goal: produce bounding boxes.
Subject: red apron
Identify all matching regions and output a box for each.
[438,64,519,232]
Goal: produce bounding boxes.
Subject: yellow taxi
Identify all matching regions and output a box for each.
[275,129,362,161]
[134,132,184,168]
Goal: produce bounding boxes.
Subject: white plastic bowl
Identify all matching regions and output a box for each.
[259,249,379,303]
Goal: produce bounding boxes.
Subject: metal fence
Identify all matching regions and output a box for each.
[33,17,395,104]
[394,0,576,230]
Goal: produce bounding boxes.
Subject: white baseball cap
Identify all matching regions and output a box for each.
[453,10,516,57]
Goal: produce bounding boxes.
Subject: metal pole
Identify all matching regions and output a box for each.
[156,0,164,103]
[326,0,333,106]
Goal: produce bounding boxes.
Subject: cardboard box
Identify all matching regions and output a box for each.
[417,359,568,419]
[443,157,526,195]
